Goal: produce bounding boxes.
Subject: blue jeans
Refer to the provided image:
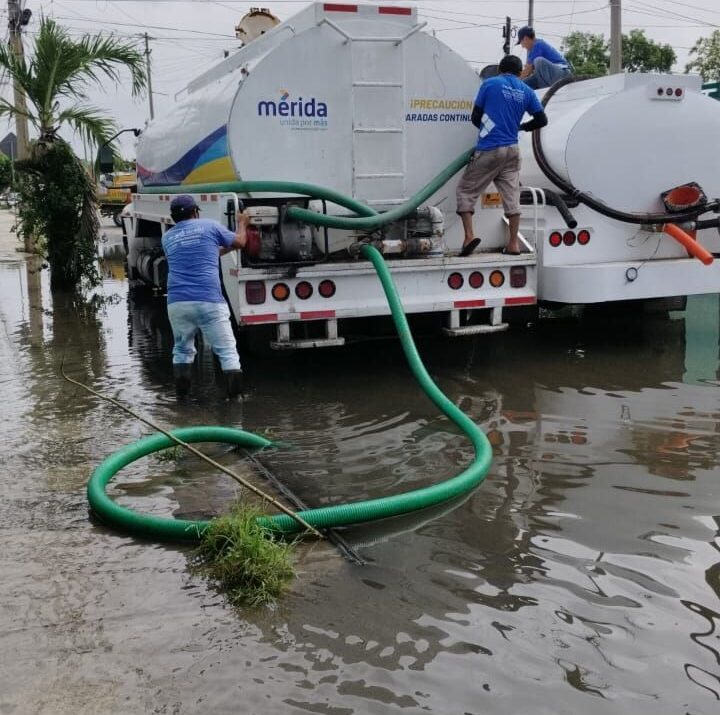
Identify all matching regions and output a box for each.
[524,57,572,89]
[167,301,241,371]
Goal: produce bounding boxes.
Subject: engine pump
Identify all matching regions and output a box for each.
[243,205,314,263]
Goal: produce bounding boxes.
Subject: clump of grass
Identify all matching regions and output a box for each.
[191,502,296,607]
[153,446,184,463]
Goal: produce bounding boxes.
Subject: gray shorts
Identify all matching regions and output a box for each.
[455,145,521,216]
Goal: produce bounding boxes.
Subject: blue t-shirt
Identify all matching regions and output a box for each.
[161,217,237,304]
[474,74,544,150]
[528,39,569,68]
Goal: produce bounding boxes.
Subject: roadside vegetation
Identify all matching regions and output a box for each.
[0,17,146,291]
[191,501,297,608]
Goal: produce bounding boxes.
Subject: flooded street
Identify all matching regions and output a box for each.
[1,213,719,714]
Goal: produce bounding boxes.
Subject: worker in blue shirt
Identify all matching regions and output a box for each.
[456,54,548,256]
[517,26,572,89]
[161,195,250,399]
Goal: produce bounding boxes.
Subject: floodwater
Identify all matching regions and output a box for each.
[1,233,719,714]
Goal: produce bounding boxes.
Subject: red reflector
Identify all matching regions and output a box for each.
[563,231,576,246]
[675,87,683,97]
[549,231,562,247]
[448,272,464,290]
[300,310,336,320]
[469,271,484,289]
[510,266,527,288]
[295,281,313,299]
[318,279,336,298]
[379,6,412,14]
[454,299,486,308]
[245,280,266,305]
[241,313,277,324]
[577,229,591,245]
[324,3,357,11]
[505,296,536,306]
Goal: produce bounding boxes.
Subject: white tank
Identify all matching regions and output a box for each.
[520,72,720,214]
[136,2,720,217]
[136,2,479,212]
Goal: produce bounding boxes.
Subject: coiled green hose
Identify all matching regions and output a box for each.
[87,243,492,542]
[90,152,488,541]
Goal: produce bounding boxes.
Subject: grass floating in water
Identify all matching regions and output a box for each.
[191,501,296,607]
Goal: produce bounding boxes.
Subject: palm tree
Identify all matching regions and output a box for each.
[0,17,147,290]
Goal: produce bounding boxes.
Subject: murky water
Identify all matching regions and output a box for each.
[1,246,719,714]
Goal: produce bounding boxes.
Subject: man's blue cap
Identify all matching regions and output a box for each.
[170,194,199,213]
[516,26,533,44]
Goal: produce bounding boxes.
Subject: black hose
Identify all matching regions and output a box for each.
[696,217,720,231]
[531,75,720,225]
[542,189,578,228]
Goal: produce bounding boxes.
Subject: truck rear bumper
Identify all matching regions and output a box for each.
[539,256,720,304]
[233,255,537,325]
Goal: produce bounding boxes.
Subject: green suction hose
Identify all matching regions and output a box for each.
[87,244,492,542]
[141,180,378,218]
[89,149,488,542]
[139,148,474,231]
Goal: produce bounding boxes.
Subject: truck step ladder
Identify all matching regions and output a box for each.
[270,319,345,350]
[443,306,508,337]
[350,32,407,208]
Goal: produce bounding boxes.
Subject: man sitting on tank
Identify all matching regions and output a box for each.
[517,26,572,90]
[456,54,548,256]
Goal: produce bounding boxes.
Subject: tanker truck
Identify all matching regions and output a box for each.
[123,2,720,349]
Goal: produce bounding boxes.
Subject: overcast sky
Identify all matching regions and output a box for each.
[4,0,719,158]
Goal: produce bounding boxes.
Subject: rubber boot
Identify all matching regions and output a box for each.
[223,369,244,399]
[173,363,193,398]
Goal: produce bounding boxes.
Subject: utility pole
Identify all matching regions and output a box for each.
[503,16,511,55]
[144,33,155,120]
[610,0,622,74]
[528,0,534,27]
[7,0,30,160]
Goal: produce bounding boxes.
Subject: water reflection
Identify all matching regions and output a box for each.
[1,254,719,714]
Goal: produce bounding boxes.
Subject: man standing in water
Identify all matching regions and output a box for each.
[456,54,548,256]
[162,195,250,398]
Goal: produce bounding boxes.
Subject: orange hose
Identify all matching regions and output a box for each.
[664,223,714,265]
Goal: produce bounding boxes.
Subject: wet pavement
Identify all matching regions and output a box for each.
[1,210,719,714]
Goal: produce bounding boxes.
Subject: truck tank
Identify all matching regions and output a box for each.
[519,72,720,215]
[136,3,479,214]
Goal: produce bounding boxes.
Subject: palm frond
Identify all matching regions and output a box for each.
[76,34,147,97]
[56,105,117,149]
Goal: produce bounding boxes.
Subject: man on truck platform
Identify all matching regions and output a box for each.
[456,54,548,257]
[517,26,572,90]
[162,195,250,399]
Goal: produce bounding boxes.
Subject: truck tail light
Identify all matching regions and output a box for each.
[489,270,504,288]
[549,231,562,247]
[448,272,464,289]
[469,271,484,289]
[318,279,336,298]
[245,280,266,305]
[563,231,576,246]
[271,283,289,301]
[577,229,591,245]
[510,266,526,288]
[295,281,313,299]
